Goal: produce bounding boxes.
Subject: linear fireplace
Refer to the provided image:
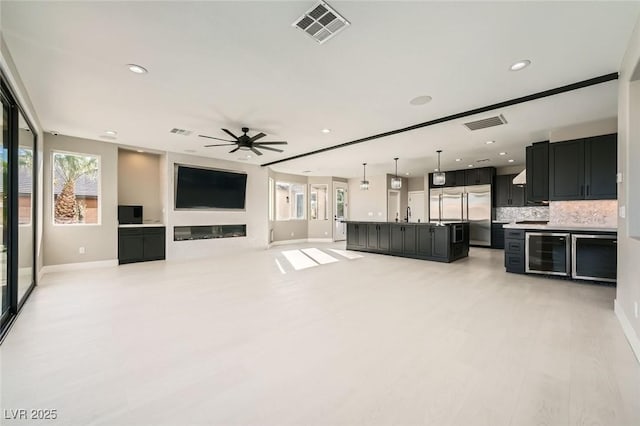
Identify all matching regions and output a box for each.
[174,225,246,241]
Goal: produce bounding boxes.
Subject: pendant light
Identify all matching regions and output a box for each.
[391,157,402,189]
[433,150,446,185]
[360,163,369,190]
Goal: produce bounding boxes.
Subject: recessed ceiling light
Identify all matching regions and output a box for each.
[508,159,515,163]
[405,172,410,176]
[409,95,432,106]
[302,170,312,173]
[499,152,507,156]
[455,158,462,162]
[468,164,474,168]
[321,128,331,134]
[136,150,144,153]
[127,64,148,74]
[104,130,117,136]
[434,168,439,172]
[510,60,531,71]
[485,140,495,145]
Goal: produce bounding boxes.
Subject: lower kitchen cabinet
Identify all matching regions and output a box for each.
[504,229,525,273]
[346,222,469,263]
[367,223,390,250]
[119,226,166,264]
[390,224,416,255]
[346,223,367,248]
[491,223,505,249]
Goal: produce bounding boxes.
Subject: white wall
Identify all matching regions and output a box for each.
[616,15,640,361]
[347,174,388,221]
[549,117,617,142]
[42,134,118,266]
[165,152,269,260]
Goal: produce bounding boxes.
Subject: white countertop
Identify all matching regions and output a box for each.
[503,223,616,233]
[118,223,165,228]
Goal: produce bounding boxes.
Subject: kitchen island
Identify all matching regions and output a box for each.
[345,221,469,263]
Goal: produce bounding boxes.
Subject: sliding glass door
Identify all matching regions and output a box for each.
[1,91,9,322]
[0,76,37,337]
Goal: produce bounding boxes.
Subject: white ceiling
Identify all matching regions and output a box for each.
[2,1,638,178]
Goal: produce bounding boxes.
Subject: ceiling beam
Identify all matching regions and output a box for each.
[261,72,618,168]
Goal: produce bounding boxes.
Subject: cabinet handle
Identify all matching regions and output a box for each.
[586,185,590,196]
[580,185,584,196]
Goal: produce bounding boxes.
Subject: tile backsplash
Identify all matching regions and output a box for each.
[549,200,618,227]
[495,206,550,222]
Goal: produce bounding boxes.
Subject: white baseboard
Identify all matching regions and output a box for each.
[41,259,119,275]
[615,299,640,364]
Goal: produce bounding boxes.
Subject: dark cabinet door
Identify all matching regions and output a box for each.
[367,224,379,249]
[357,224,367,247]
[549,139,585,200]
[526,141,549,203]
[346,223,358,246]
[491,223,505,249]
[390,225,404,253]
[584,134,617,200]
[403,225,417,255]
[495,175,512,207]
[443,170,465,187]
[464,168,479,186]
[416,226,433,256]
[378,224,390,250]
[119,234,144,264]
[465,167,494,186]
[143,230,166,261]
[432,227,450,259]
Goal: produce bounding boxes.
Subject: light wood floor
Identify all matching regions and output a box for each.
[1,244,638,425]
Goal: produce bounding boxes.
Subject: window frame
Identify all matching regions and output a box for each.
[275,181,306,221]
[309,183,329,221]
[51,149,102,226]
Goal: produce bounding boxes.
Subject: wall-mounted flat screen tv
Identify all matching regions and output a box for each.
[175,164,247,210]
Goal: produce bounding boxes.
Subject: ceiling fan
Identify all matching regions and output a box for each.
[198,127,287,156]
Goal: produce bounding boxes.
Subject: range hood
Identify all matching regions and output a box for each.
[513,169,526,185]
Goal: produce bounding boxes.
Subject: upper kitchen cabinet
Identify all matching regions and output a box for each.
[525,141,549,204]
[428,170,465,188]
[549,134,617,201]
[584,134,617,199]
[495,174,526,207]
[464,167,495,186]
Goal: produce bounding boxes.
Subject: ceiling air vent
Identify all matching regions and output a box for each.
[293,1,350,44]
[170,128,192,136]
[463,114,507,131]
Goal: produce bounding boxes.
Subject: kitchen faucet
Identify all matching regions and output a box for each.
[405,206,411,222]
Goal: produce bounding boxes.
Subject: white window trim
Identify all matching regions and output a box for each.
[51,150,102,226]
[309,183,329,221]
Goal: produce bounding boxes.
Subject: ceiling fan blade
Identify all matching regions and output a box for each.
[249,132,266,142]
[199,135,235,142]
[249,147,263,156]
[229,147,240,153]
[253,141,288,145]
[222,128,240,140]
[253,145,283,153]
[204,143,237,147]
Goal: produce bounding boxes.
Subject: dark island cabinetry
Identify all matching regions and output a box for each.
[346,221,469,263]
[118,226,166,264]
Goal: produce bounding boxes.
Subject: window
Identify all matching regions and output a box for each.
[52,151,100,224]
[309,184,328,220]
[275,182,305,220]
[268,177,274,221]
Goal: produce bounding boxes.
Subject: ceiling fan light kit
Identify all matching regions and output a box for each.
[433,150,446,186]
[391,157,402,189]
[199,127,288,156]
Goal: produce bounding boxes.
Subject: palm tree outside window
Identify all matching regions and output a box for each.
[52,151,100,224]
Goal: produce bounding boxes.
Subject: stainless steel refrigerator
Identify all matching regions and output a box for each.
[429,184,491,246]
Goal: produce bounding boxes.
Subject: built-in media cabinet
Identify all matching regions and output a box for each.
[118,225,166,265]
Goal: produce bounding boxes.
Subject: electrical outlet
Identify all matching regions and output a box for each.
[620,206,626,219]
[635,301,638,319]
[290,232,294,237]
[617,172,623,183]
[79,247,85,254]
[324,231,328,235]
[368,212,373,216]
